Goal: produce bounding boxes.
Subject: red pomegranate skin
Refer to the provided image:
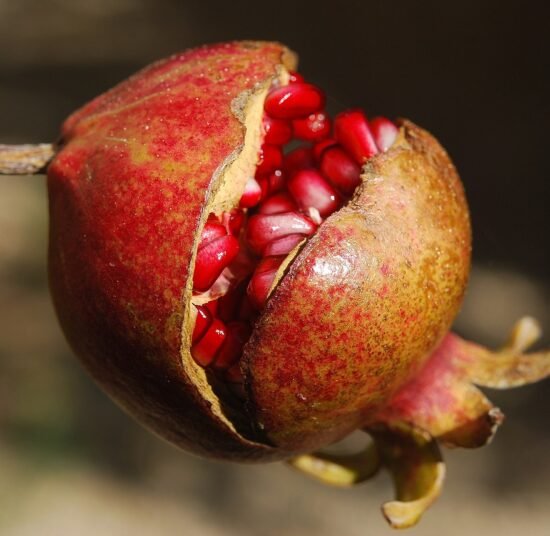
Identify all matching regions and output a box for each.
[244,123,471,451]
[47,41,471,460]
[48,42,294,461]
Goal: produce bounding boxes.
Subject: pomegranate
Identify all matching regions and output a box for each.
[1,41,548,528]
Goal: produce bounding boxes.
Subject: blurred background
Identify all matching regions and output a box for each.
[0,0,549,534]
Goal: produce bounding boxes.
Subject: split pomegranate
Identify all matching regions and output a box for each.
[38,41,549,528]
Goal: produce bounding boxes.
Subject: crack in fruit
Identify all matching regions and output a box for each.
[190,73,397,387]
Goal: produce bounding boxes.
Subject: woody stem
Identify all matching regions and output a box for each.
[0,143,55,175]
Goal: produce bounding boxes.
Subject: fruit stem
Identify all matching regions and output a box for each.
[0,143,55,175]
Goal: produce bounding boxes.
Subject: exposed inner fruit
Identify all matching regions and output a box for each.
[190,75,398,391]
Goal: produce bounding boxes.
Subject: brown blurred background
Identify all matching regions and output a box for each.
[0,1,549,534]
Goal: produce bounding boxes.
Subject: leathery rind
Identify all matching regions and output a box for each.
[243,120,471,451]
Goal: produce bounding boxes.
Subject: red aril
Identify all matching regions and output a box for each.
[313,138,338,161]
[267,169,286,194]
[193,235,240,292]
[191,318,227,367]
[320,146,362,195]
[283,147,315,176]
[199,220,227,249]
[288,169,342,218]
[256,170,286,199]
[263,116,293,145]
[370,116,399,152]
[240,178,262,208]
[246,212,317,255]
[334,109,378,164]
[204,299,218,317]
[256,144,283,175]
[288,71,304,84]
[214,321,252,370]
[258,192,298,215]
[247,256,285,309]
[264,83,325,120]
[263,233,304,256]
[192,305,212,343]
[292,112,331,141]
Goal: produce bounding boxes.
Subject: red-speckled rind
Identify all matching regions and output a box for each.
[47,42,294,461]
[244,121,471,452]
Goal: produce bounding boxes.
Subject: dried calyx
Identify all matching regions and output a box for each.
[190,75,398,393]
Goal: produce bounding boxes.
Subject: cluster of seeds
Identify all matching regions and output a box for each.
[190,73,398,387]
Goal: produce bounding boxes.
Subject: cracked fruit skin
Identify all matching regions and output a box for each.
[47,41,470,461]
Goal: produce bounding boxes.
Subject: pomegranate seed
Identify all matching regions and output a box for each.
[247,256,285,309]
[222,209,244,235]
[221,248,256,284]
[334,109,378,164]
[256,169,286,200]
[263,233,304,256]
[370,116,398,152]
[267,169,286,194]
[264,83,325,120]
[256,175,269,199]
[191,318,227,367]
[292,111,331,142]
[288,169,342,218]
[288,72,304,84]
[258,192,298,215]
[313,138,338,161]
[214,321,251,370]
[263,116,293,145]
[205,299,218,317]
[256,144,283,175]
[246,212,317,255]
[199,221,227,249]
[192,305,212,343]
[320,147,362,195]
[193,235,240,292]
[283,147,315,177]
[239,177,262,208]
